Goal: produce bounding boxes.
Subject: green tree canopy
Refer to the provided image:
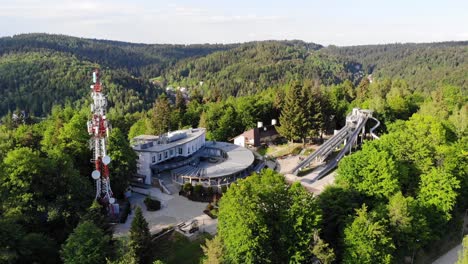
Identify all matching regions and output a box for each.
[417,168,460,221]
[107,127,137,198]
[343,204,395,264]
[151,94,172,136]
[458,235,468,264]
[217,169,322,263]
[336,142,401,198]
[386,192,430,250]
[61,221,110,264]
[277,82,308,143]
[130,207,152,264]
[201,236,224,264]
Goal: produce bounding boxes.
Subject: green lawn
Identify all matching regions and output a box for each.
[302,147,316,156]
[152,232,212,264]
[263,143,302,158]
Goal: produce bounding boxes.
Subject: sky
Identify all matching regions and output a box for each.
[0,0,467,46]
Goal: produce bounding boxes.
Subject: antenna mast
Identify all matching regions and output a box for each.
[87,69,115,206]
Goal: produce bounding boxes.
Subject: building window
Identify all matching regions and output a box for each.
[178,147,182,154]
[152,156,156,163]
[164,151,168,158]
[170,149,174,156]
[192,145,195,151]
[158,153,162,161]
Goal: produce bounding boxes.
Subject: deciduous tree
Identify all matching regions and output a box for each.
[61,221,110,264]
[107,127,137,198]
[343,205,395,264]
[336,142,401,198]
[217,169,322,263]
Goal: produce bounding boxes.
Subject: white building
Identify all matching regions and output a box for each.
[132,128,206,184]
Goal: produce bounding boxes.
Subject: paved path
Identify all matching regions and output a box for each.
[284,170,336,195]
[432,243,462,264]
[114,187,217,237]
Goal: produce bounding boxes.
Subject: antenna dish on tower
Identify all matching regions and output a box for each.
[102,156,111,165]
[109,198,115,204]
[91,170,101,180]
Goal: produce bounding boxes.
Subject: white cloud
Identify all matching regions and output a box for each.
[0,0,465,45]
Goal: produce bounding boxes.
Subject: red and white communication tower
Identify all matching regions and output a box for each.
[87,69,115,206]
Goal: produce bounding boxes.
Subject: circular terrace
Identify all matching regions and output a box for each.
[171,141,256,188]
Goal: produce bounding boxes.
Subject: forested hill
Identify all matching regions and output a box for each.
[0,33,236,117]
[0,33,466,118]
[0,33,236,77]
[322,42,468,92]
[161,40,467,97]
[161,40,361,97]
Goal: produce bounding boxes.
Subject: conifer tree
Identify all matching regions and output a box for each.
[151,94,171,136]
[130,207,151,264]
[277,82,308,144]
[175,90,187,115]
[201,236,224,264]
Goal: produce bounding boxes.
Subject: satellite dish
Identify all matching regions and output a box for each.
[102,156,111,165]
[109,198,115,204]
[91,170,101,180]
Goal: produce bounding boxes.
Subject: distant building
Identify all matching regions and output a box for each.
[233,120,279,147]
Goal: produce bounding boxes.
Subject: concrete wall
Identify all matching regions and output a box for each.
[136,152,152,185]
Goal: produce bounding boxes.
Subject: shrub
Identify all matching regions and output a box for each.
[207,203,214,211]
[183,182,193,194]
[193,184,203,197]
[144,197,161,211]
[221,185,228,193]
[207,186,214,197]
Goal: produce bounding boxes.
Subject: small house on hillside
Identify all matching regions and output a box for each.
[233,120,279,148]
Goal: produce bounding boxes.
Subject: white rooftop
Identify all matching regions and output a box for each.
[132,128,206,153]
[200,141,255,178]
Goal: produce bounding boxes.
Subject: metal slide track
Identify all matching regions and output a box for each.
[313,116,368,181]
[369,117,380,139]
[290,125,352,175]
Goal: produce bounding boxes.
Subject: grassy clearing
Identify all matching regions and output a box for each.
[302,147,317,156]
[263,143,302,158]
[153,232,212,264]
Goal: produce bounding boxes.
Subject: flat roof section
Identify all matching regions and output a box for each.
[133,135,159,141]
[133,128,206,153]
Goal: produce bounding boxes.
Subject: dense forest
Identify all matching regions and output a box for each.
[0,34,466,118]
[323,42,468,93]
[0,33,235,117]
[0,34,467,263]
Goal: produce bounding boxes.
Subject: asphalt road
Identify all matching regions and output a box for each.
[432,243,462,264]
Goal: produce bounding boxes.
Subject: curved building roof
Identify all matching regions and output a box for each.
[201,141,255,178]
